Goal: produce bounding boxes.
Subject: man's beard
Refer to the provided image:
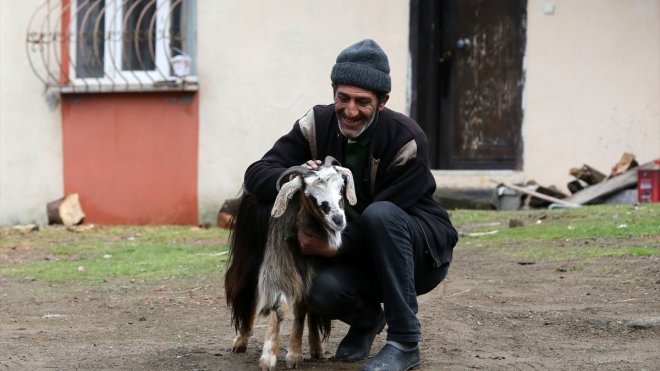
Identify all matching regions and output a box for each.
[337,109,377,139]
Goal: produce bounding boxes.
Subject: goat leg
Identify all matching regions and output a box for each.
[259,296,288,370]
[232,306,256,353]
[307,313,324,360]
[286,301,306,368]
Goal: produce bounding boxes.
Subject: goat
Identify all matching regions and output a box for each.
[224,156,356,370]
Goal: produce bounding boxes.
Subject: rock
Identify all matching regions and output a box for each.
[626,317,660,329]
[509,218,524,228]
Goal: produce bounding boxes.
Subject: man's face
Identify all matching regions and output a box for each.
[333,85,388,139]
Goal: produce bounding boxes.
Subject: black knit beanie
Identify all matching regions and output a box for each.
[331,39,391,94]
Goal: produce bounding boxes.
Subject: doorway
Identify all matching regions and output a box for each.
[410,0,526,170]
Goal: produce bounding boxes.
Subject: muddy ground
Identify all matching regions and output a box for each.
[1,229,659,370]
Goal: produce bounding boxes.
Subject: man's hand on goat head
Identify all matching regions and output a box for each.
[288,160,322,181]
[302,160,322,170]
[297,228,338,257]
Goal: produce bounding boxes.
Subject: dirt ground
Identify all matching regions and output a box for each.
[1,231,659,370]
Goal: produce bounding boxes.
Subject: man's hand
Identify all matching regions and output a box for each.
[302,160,322,170]
[297,228,338,257]
[288,160,322,181]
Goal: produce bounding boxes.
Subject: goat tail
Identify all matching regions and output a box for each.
[307,311,332,341]
[224,191,271,333]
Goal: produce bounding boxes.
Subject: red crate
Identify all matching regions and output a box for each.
[637,159,660,203]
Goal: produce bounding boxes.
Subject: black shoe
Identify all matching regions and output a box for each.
[360,343,421,371]
[334,314,386,362]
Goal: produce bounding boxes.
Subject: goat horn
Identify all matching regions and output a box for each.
[324,156,341,167]
[276,166,314,191]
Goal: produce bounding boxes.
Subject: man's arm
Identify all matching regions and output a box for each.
[244,122,314,201]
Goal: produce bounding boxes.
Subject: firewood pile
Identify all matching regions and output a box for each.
[495,152,658,210]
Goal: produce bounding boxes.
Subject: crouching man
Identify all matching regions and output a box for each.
[243,39,458,371]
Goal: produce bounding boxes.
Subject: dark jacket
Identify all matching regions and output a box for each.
[244,104,458,266]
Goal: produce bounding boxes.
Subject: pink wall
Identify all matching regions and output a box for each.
[61,93,199,225]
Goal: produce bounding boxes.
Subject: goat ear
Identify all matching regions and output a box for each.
[271,176,303,217]
[334,166,357,206]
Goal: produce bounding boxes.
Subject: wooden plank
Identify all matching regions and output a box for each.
[496,182,581,208]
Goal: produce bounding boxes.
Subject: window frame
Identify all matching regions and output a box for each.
[67,0,197,92]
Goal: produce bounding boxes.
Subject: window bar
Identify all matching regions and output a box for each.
[163,0,189,89]
[51,0,72,87]
[136,0,161,85]
[38,0,65,88]
[92,3,117,91]
[26,0,52,87]
[122,0,146,88]
[78,0,104,92]
[106,0,132,90]
[149,0,174,84]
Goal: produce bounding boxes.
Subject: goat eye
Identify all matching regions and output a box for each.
[320,201,331,214]
[339,198,344,208]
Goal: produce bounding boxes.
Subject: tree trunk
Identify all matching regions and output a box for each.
[47,193,86,226]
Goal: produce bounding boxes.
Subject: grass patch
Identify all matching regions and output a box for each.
[0,225,229,283]
[1,204,658,283]
[452,203,659,261]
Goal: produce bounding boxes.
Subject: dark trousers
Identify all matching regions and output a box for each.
[307,201,449,343]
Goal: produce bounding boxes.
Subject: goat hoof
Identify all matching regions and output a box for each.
[232,336,248,353]
[231,344,247,353]
[309,348,324,360]
[286,352,302,368]
[259,354,277,371]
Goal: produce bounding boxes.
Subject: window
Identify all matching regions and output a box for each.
[27,0,197,93]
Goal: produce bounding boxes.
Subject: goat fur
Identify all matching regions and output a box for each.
[224,156,356,370]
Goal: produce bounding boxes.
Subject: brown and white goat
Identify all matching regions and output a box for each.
[224,156,356,370]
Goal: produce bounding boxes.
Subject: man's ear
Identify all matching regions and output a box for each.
[378,94,390,110]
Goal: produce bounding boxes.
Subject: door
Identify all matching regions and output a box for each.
[410,0,526,170]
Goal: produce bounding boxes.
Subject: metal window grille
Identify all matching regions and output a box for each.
[26,0,197,93]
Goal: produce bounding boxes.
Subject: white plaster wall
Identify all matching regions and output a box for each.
[197,0,410,223]
[523,0,660,191]
[0,1,64,225]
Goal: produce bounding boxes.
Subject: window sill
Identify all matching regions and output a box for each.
[54,80,199,94]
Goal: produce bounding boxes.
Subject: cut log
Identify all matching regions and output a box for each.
[522,183,569,208]
[569,165,606,185]
[567,179,588,194]
[47,193,85,226]
[608,152,638,179]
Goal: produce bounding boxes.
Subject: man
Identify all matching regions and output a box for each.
[243,39,458,371]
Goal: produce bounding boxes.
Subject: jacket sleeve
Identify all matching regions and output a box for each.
[244,122,313,201]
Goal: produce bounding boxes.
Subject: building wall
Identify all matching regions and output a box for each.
[0,0,63,225]
[196,0,411,223]
[523,0,660,190]
[1,1,659,226]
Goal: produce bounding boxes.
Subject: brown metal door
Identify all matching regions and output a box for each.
[410,0,526,170]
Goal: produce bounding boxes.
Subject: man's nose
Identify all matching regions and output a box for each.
[345,101,358,117]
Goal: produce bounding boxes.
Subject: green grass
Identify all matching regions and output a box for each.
[452,203,660,261]
[1,204,658,283]
[0,225,229,283]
